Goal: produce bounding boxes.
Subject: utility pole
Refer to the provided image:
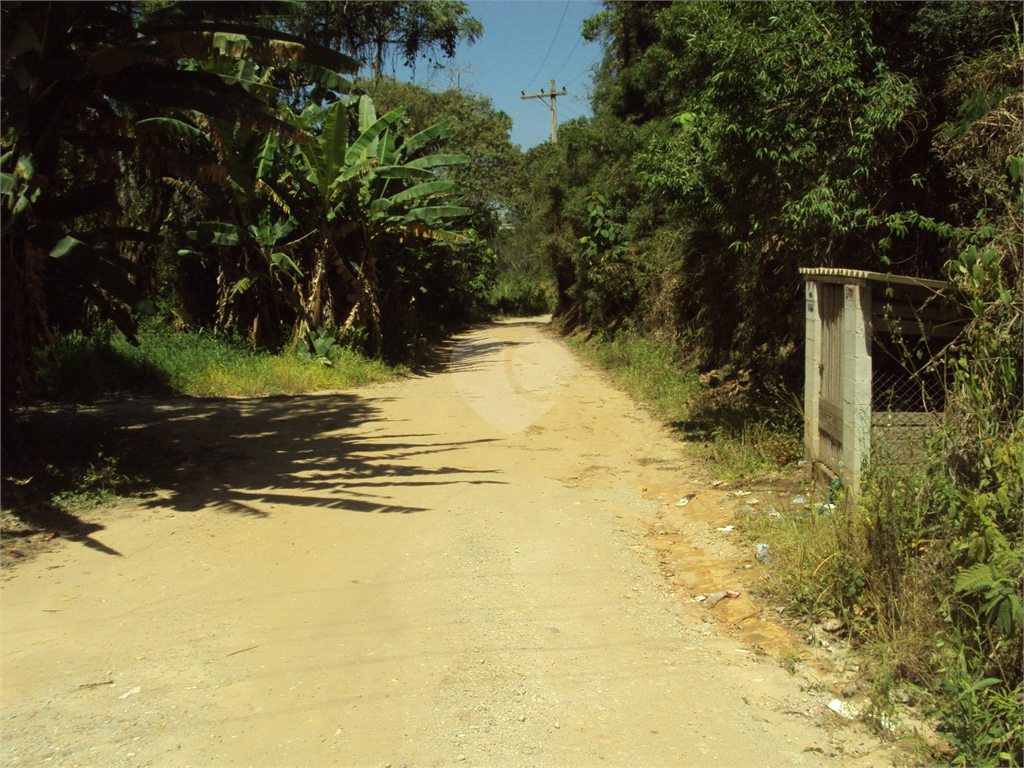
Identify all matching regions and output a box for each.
[521,79,568,144]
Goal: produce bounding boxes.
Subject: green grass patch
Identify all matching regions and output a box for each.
[50,453,135,512]
[568,329,802,478]
[568,330,700,422]
[37,325,401,401]
[186,346,400,397]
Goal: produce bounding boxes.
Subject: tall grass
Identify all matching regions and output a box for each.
[36,324,400,401]
[568,329,803,478]
[736,451,956,685]
[568,330,700,423]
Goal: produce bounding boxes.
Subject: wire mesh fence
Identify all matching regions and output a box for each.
[870,366,948,467]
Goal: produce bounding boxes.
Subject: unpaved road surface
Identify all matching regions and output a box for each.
[2,318,893,767]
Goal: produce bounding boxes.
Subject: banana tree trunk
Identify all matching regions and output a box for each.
[340,242,382,352]
[364,252,383,352]
[302,225,339,334]
[306,250,335,330]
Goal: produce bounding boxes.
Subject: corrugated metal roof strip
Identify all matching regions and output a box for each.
[798,267,949,291]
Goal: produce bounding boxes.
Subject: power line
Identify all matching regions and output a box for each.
[522,0,571,92]
[551,30,582,81]
[559,103,586,122]
[562,51,603,89]
[551,0,602,80]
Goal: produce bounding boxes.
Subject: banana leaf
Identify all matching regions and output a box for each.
[371,166,434,181]
[26,225,154,314]
[186,221,246,247]
[319,102,349,182]
[271,251,305,279]
[398,206,473,224]
[385,180,458,205]
[229,272,265,298]
[141,23,361,75]
[136,117,207,141]
[138,2,305,26]
[358,95,377,133]
[381,225,469,245]
[345,107,405,165]
[377,127,397,166]
[405,153,470,169]
[278,60,352,95]
[397,120,457,160]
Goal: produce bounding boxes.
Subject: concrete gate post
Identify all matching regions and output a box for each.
[841,282,872,495]
[803,281,821,465]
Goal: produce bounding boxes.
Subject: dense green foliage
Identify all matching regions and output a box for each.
[0,0,361,401]
[513,1,1019,388]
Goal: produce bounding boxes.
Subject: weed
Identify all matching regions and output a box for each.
[778,648,805,674]
[699,421,803,480]
[923,645,1023,767]
[567,330,701,423]
[567,329,803,479]
[50,453,133,511]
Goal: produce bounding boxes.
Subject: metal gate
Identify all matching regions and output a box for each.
[818,284,844,472]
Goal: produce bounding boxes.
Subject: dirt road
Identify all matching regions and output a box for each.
[2,317,889,767]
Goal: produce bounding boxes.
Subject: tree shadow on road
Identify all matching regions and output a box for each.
[414,315,554,376]
[4,391,505,555]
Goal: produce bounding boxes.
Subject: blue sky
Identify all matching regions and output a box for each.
[387,1,606,151]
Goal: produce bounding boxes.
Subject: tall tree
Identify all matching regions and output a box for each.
[533,0,1019,377]
[284,1,482,78]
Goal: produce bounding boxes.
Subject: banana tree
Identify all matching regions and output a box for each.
[344,112,475,348]
[278,96,472,348]
[277,97,406,333]
[1,0,359,399]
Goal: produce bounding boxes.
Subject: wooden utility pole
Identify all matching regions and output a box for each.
[521,79,568,144]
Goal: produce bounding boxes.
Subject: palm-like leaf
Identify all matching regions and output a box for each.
[319,102,349,182]
[405,153,470,169]
[396,205,473,225]
[255,132,279,180]
[345,108,406,165]
[358,95,378,132]
[141,23,361,74]
[136,117,208,141]
[370,166,435,181]
[384,180,458,206]
[396,120,457,160]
